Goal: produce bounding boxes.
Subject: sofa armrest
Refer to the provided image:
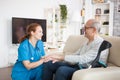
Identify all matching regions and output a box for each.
[72,67,120,80]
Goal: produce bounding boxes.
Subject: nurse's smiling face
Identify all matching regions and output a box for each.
[31,26,43,40]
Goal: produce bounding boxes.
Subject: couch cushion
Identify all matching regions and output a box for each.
[102,36,120,67]
[72,67,120,80]
[63,35,87,55]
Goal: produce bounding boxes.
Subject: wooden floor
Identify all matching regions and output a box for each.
[0,66,12,80]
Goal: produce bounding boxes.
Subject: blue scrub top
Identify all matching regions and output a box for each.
[12,39,45,72]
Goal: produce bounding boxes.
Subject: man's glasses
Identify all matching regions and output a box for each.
[84,26,94,30]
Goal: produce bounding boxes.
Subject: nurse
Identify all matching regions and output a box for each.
[11,23,45,80]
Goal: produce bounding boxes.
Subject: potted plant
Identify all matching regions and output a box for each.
[59,5,67,23]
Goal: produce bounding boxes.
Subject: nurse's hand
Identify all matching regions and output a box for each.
[41,56,52,63]
[40,58,45,64]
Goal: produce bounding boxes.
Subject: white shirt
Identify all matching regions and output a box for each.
[64,36,109,66]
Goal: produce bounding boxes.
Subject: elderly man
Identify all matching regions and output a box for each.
[42,19,108,80]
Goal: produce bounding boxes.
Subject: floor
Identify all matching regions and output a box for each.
[0,66,12,80]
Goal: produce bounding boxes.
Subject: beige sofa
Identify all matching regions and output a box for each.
[63,35,120,80]
[1,35,120,80]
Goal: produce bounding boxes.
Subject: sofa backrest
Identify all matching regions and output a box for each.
[102,36,120,67]
[63,35,87,54]
[63,35,120,67]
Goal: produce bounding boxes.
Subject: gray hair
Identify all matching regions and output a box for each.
[91,20,101,33]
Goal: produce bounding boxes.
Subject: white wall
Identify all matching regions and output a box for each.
[0,0,81,68]
[85,0,93,23]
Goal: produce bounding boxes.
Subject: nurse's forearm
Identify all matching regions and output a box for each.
[23,59,44,70]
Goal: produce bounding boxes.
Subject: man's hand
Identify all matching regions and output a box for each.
[42,54,65,63]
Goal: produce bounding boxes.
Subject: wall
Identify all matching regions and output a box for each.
[0,0,81,68]
[84,0,93,23]
[111,0,120,36]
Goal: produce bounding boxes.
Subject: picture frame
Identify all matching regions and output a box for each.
[117,3,120,13]
[96,8,101,14]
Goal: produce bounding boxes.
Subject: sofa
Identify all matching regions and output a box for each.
[1,35,120,80]
[63,35,120,80]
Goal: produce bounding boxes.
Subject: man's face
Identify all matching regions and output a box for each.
[84,22,95,38]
